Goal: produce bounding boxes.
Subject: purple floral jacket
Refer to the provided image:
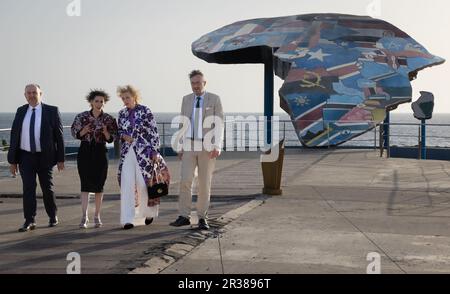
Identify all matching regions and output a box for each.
[71,110,118,143]
[118,103,167,176]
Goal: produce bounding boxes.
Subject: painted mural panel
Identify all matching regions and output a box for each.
[192,14,445,147]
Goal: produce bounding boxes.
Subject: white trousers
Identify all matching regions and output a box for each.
[179,149,216,220]
[120,149,158,225]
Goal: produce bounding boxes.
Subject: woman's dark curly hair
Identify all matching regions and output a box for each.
[86,89,110,103]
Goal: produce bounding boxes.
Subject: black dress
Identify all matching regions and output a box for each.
[77,141,108,193]
[71,110,118,193]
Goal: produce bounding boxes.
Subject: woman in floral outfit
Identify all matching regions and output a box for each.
[71,90,118,229]
[117,85,169,230]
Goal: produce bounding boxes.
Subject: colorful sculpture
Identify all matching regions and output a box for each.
[412,91,435,120]
[192,14,445,147]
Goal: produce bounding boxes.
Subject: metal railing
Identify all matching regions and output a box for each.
[1,120,450,163]
[153,120,383,150]
[218,119,450,151]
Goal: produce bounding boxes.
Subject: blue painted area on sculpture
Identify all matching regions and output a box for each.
[192,14,445,147]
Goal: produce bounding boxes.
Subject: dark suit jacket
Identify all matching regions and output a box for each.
[7,103,65,168]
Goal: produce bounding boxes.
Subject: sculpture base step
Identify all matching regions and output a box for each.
[262,188,282,196]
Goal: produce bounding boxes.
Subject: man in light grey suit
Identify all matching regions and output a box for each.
[170,70,224,230]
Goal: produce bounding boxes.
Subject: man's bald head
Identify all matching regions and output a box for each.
[24,84,42,107]
[25,84,42,93]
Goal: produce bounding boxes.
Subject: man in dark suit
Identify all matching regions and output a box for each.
[8,84,65,232]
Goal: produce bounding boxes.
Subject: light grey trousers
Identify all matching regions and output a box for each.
[178,149,216,220]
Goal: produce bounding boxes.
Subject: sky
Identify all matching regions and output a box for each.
[0,0,449,114]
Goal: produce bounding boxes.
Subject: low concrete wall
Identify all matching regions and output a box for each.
[390,146,450,161]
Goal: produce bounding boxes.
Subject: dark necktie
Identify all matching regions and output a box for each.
[30,108,36,153]
[193,97,201,139]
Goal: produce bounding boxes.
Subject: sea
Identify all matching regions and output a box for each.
[1,112,450,153]
[1,111,449,178]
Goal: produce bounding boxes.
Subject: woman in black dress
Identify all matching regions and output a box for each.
[71,90,118,228]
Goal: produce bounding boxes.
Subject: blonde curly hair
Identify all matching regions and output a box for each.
[117,85,141,103]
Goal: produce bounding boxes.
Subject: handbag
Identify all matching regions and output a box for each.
[147,160,169,200]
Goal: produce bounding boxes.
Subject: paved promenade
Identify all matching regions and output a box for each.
[1,150,450,274]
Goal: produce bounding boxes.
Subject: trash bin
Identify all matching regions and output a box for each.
[261,139,285,195]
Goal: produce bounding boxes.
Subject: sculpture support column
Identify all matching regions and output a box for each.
[263,48,274,146]
[421,119,426,160]
[383,112,390,158]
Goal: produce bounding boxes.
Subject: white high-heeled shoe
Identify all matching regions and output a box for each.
[79,217,89,229]
[94,217,102,228]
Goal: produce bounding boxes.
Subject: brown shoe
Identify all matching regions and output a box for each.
[198,219,209,230]
[170,216,190,227]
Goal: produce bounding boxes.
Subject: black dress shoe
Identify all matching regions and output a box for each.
[170,216,190,227]
[198,219,210,230]
[123,223,134,230]
[18,223,36,232]
[145,218,154,225]
[48,217,59,227]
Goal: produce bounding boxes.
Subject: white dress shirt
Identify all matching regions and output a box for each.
[20,103,42,152]
[187,92,205,140]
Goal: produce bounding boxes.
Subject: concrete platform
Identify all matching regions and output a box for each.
[0,153,260,274]
[1,149,450,274]
[160,149,450,274]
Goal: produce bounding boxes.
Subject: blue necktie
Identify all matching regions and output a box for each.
[30,108,36,153]
[193,97,201,139]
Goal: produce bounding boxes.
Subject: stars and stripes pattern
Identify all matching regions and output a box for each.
[192,14,445,147]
